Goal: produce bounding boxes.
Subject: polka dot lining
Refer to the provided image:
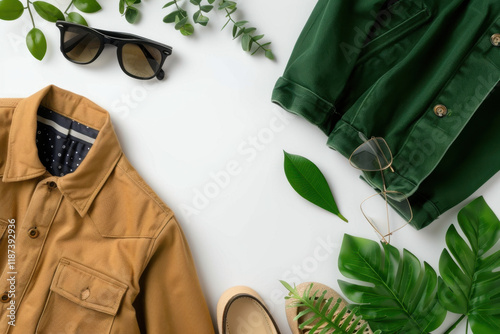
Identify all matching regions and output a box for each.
[36,106,99,177]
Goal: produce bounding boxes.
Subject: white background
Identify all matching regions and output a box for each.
[1,1,498,333]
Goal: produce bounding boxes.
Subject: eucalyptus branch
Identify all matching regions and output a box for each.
[222,6,273,59]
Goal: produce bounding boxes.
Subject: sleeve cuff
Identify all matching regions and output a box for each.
[271,77,339,135]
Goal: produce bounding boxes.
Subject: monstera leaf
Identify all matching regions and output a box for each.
[438,196,500,333]
[338,234,447,334]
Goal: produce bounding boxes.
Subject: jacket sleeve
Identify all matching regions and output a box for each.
[272,0,389,134]
[134,216,214,334]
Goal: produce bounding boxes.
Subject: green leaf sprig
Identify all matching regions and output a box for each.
[283,151,348,222]
[162,0,197,36]
[0,0,101,60]
[219,0,273,59]
[119,0,140,24]
[281,281,380,334]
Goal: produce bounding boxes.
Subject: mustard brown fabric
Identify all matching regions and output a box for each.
[0,85,214,333]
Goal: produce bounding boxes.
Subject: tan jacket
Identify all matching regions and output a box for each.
[0,85,215,333]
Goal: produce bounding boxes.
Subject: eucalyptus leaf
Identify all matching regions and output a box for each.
[234,20,247,27]
[119,0,125,14]
[232,24,237,38]
[180,23,194,36]
[175,16,188,30]
[162,1,176,8]
[33,1,64,22]
[0,0,24,21]
[218,1,234,10]
[241,33,251,51]
[438,196,500,333]
[200,5,213,12]
[338,234,447,334]
[195,14,208,26]
[125,6,138,23]
[265,50,274,60]
[253,34,264,41]
[207,0,215,3]
[74,0,101,13]
[283,151,347,222]
[26,28,47,61]
[244,27,256,34]
[163,10,179,23]
[189,0,201,5]
[125,0,136,5]
[66,12,88,26]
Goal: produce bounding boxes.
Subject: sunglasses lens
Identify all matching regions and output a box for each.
[121,43,162,79]
[350,138,393,171]
[62,26,101,63]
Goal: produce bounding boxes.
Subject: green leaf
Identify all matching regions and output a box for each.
[283,151,347,222]
[193,10,200,22]
[0,0,24,20]
[125,0,135,5]
[26,28,47,61]
[241,33,251,51]
[200,5,212,12]
[218,1,235,9]
[119,0,125,14]
[73,0,101,13]
[253,34,264,41]
[207,0,215,3]
[438,197,500,333]
[162,0,175,8]
[32,1,64,22]
[232,24,237,38]
[175,16,188,29]
[125,6,138,23]
[189,0,201,5]
[66,12,88,26]
[338,234,447,334]
[234,27,244,39]
[194,12,208,26]
[244,27,256,34]
[265,50,274,60]
[234,20,247,27]
[163,10,179,23]
[180,23,194,36]
[280,281,379,334]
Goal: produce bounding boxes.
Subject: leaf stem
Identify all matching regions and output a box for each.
[26,0,35,28]
[64,0,74,15]
[442,314,466,334]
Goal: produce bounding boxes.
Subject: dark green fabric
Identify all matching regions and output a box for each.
[272,0,500,229]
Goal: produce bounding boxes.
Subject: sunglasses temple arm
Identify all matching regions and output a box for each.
[138,44,165,80]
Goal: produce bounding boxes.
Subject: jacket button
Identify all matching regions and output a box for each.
[433,104,448,117]
[491,33,500,47]
[28,227,39,239]
[1,292,10,303]
[47,181,57,189]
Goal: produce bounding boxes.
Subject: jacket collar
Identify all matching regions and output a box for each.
[2,85,122,217]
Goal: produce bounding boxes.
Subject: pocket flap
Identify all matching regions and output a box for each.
[50,258,128,316]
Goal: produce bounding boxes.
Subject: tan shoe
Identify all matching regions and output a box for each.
[217,286,281,334]
[285,282,373,334]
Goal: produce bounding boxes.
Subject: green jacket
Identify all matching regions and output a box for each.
[272,0,500,229]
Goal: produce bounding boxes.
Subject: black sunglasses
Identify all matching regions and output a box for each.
[56,21,173,80]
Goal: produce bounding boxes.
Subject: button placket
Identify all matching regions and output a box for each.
[0,179,63,318]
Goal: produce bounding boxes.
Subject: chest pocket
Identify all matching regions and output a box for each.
[357,0,431,64]
[36,258,128,334]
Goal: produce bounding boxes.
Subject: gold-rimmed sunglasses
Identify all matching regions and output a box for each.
[349,137,413,244]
